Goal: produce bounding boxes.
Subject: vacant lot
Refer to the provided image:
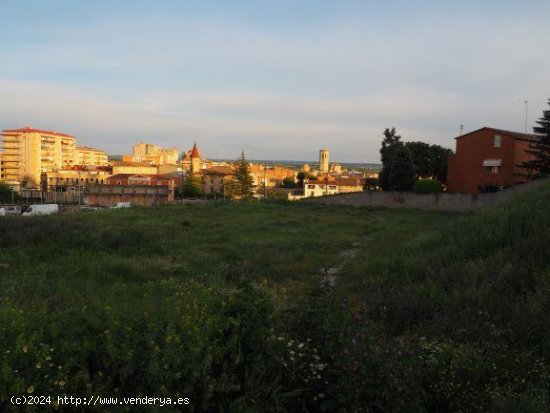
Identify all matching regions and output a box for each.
[1,189,549,412]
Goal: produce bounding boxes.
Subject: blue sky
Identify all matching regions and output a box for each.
[1,0,549,162]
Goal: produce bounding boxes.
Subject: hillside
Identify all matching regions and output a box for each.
[0,184,549,412]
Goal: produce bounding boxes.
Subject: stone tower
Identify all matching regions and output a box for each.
[319,149,329,174]
[190,142,201,174]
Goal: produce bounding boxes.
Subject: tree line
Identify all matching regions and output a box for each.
[377,128,453,191]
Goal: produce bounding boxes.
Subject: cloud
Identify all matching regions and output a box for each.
[1,6,549,162]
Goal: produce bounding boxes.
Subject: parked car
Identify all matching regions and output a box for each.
[0,208,5,216]
[22,204,59,216]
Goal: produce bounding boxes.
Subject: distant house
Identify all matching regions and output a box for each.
[203,166,235,195]
[304,175,364,197]
[447,127,535,194]
[84,173,176,206]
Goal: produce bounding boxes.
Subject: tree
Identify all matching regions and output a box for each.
[363,177,379,191]
[281,177,297,188]
[522,98,550,178]
[234,151,255,198]
[388,145,415,191]
[181,175,204,197]
[405,141,453,183]
[297,171,314,187]
[0,182,15,203]
[379,127,402,190]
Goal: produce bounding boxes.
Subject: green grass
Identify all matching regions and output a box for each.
[1,184,550,412]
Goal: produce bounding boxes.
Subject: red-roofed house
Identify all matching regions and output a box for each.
[304,174,364,197]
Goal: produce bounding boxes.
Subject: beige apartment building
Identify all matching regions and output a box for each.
[1,127,78,189]
[0,127,110,191]
[76,146,108,166]
[129,142,179,165]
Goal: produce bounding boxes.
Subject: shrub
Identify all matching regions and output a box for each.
[363,177,379,191]
[413,179,443,194]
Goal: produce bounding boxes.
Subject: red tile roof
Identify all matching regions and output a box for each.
[108,173,176,181]
[190,143,200,158]
[204,166,234,175]
[1,126,75,139]
[308,177,363,187]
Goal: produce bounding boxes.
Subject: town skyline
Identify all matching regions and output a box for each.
[2,0,550,162]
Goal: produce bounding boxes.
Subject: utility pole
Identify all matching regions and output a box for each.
[263,162,267,199]
[181,154,185,204]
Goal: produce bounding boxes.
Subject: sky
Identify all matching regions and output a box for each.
[1,0,549,162]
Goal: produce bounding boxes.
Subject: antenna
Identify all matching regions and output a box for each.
[523,100,529,135]
[518,99,528,134]
[459,124,464,136]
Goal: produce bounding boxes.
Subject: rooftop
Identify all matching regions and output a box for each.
[1,126,75,139]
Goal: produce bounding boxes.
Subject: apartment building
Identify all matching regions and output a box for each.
[76,146,108,166]
[1,127,78,189]
[127,142,179,165]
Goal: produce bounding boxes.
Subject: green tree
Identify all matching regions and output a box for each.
[181,175,204,197]
[388,145,415,191]
[281,177,297,188]
[379,127,402,190]
[0,182,15,203]
[405,141,453,183]
[522,98,550,178]
[297,171,314,187]
[234,151,255,198]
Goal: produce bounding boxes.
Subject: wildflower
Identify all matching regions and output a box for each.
[297,343,304,349]
[35,363,42,369]
[27,385,34,394]
[319,393,325,398]
[23,346,28,353]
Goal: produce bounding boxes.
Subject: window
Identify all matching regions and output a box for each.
[494,134,502,148]
[307,185,315,189]
[489,166,500,174]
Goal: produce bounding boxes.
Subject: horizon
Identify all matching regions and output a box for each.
[1,0,549,162]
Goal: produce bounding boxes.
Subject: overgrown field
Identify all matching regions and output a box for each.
[1,186,549,412]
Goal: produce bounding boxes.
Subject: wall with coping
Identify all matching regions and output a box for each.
[301,178,549,212]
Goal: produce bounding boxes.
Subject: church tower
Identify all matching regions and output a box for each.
[319,149,329,174]
[190,143,201,174]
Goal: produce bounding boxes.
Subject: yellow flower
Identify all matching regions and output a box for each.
[23,346,28,353]
[27,385,34,394]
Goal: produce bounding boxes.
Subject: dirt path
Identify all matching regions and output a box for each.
[319,240,364,287]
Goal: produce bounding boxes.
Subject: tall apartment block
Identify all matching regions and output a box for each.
[0,127,107,190]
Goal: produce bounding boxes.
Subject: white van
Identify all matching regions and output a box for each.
[112,202,132,209]
[22,204,59,216]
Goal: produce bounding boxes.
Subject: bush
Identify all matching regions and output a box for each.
[363,177,379,191]
[413,179,443,194]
